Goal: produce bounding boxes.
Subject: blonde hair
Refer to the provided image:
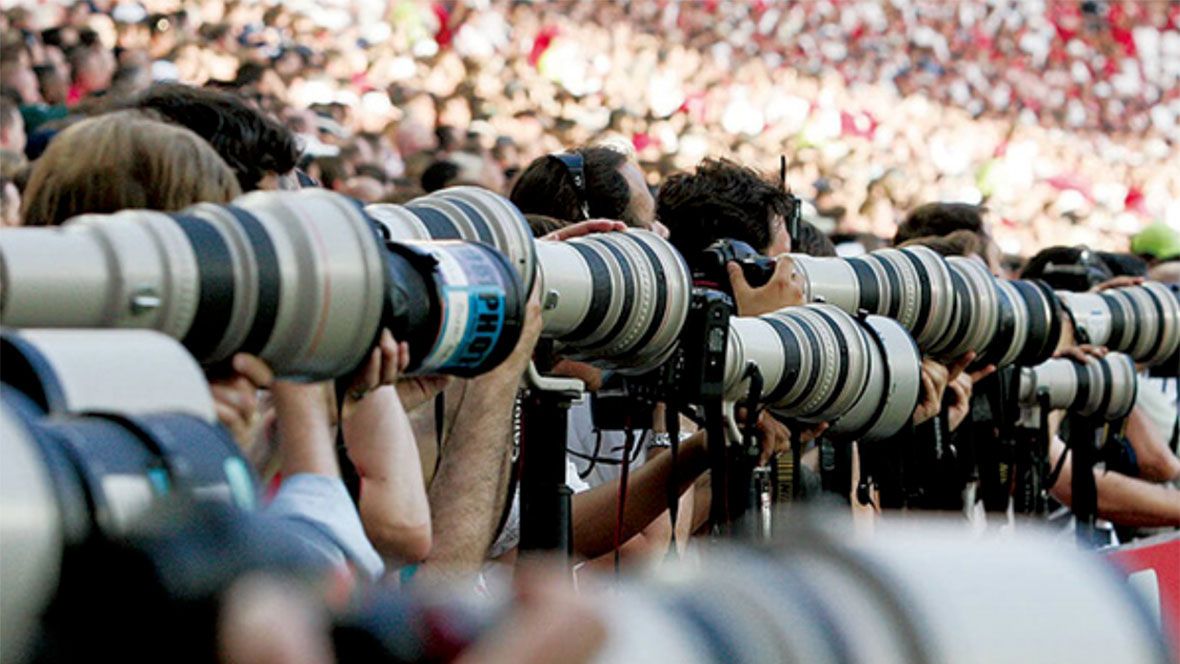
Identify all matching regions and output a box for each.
[21,110,241,226]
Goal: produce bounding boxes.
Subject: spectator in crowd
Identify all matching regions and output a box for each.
[121,83,300,192]
[65,44,113,104]
[20,110,241,225]
[0,97,25,154]
[510,145,662,234]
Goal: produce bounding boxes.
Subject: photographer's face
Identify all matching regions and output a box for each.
[618,161,656,230]
[766,214,792,256]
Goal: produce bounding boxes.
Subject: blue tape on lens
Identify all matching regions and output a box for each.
[441,284,506,370]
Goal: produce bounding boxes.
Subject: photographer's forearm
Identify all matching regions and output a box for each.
[342,387,432,562]
[572,432,709,560]
[272,382,339,478]
[419,377,517,582]
[1048,437,1180,528]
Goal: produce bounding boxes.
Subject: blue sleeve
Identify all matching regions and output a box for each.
[264,473,385,581]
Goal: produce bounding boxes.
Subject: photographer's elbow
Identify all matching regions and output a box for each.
[369,520,433,564]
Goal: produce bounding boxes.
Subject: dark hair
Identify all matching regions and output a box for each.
[524,213,570,238]
[898,229,985,259]
[121,83,299,191]
[656,158,795,261]
[895,202,988,245]
[420,159,459,193]
[509,145,633,224]
[1021,245,1113,292]
[1095,251,1148,278]
[793,220,837,257]
[354,163,389,185]
[309,156,349,190]
[435,125,459,153]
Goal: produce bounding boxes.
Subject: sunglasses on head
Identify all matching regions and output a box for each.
[550,152,590,221]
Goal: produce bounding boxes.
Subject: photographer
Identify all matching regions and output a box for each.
[658,159,964,509]
[404,282,543,584]
[657,158,799,317]
[20,109,241,225]
[1018,247,1180,528]
[16,107,437,569]
[510,144,667,237]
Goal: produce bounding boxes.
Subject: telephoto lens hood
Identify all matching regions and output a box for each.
[1057,282,1180,373]
[1018,352,1139,421]
[724,304,921,442]
[1,328,217,421]
[0,189,527,381]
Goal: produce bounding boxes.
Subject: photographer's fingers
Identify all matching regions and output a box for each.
[726,261,752,298]
[541,219,627,241]
[756,411,791,466]
[1054,346,1097,364]
[968,363,997,384]
[913,370,937,424]
[376,329,399,386]
[946,375,973,431]
[397,341,410,374]
[349,347,382,399]
[232,353,274,389]
[214,401,250,445]
[799,421,829,444]
[946,351,976,383]
[1093,276,1143,292]
[212,383,256,423]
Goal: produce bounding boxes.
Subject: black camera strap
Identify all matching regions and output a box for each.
[664,395,681,561]
[1068,414,1102,548]
[704,397,731,535]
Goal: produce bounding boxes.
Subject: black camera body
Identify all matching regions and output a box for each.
[692,239,777,299]
[590,287,734,432]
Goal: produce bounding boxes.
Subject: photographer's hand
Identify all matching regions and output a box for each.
[1053,344,1107,364]
[755,410,791,466]
[911,357,949,426]
[1092,276,1143,292]
[341,328,402,418]
[541,219,627,241]
[210,354,274,451]
[946,373,974,432]
[727,255,805,317]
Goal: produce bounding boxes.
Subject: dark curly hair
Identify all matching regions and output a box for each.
[656,158,795,263]
[509,145,634,224]
[121,83,299,191]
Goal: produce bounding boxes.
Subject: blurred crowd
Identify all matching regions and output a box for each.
[2,0,1179,255]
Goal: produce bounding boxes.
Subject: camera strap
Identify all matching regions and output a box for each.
[704,398,731,534]
[613,421,635,575]
[332,377,362,504]
[664,396,681,561]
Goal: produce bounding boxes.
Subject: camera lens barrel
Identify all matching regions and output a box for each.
[793,247,958,356]
[536,229,692,373]
[1018,352,1138,420]
[1,329,217,421]
[1057,283,1180,372]
[0,189,527,380]
[725,304,921,441]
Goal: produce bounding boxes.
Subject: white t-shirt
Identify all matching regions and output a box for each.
[1138,375,1179,445]
[487,395,654,558]
[566,395,652,489]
